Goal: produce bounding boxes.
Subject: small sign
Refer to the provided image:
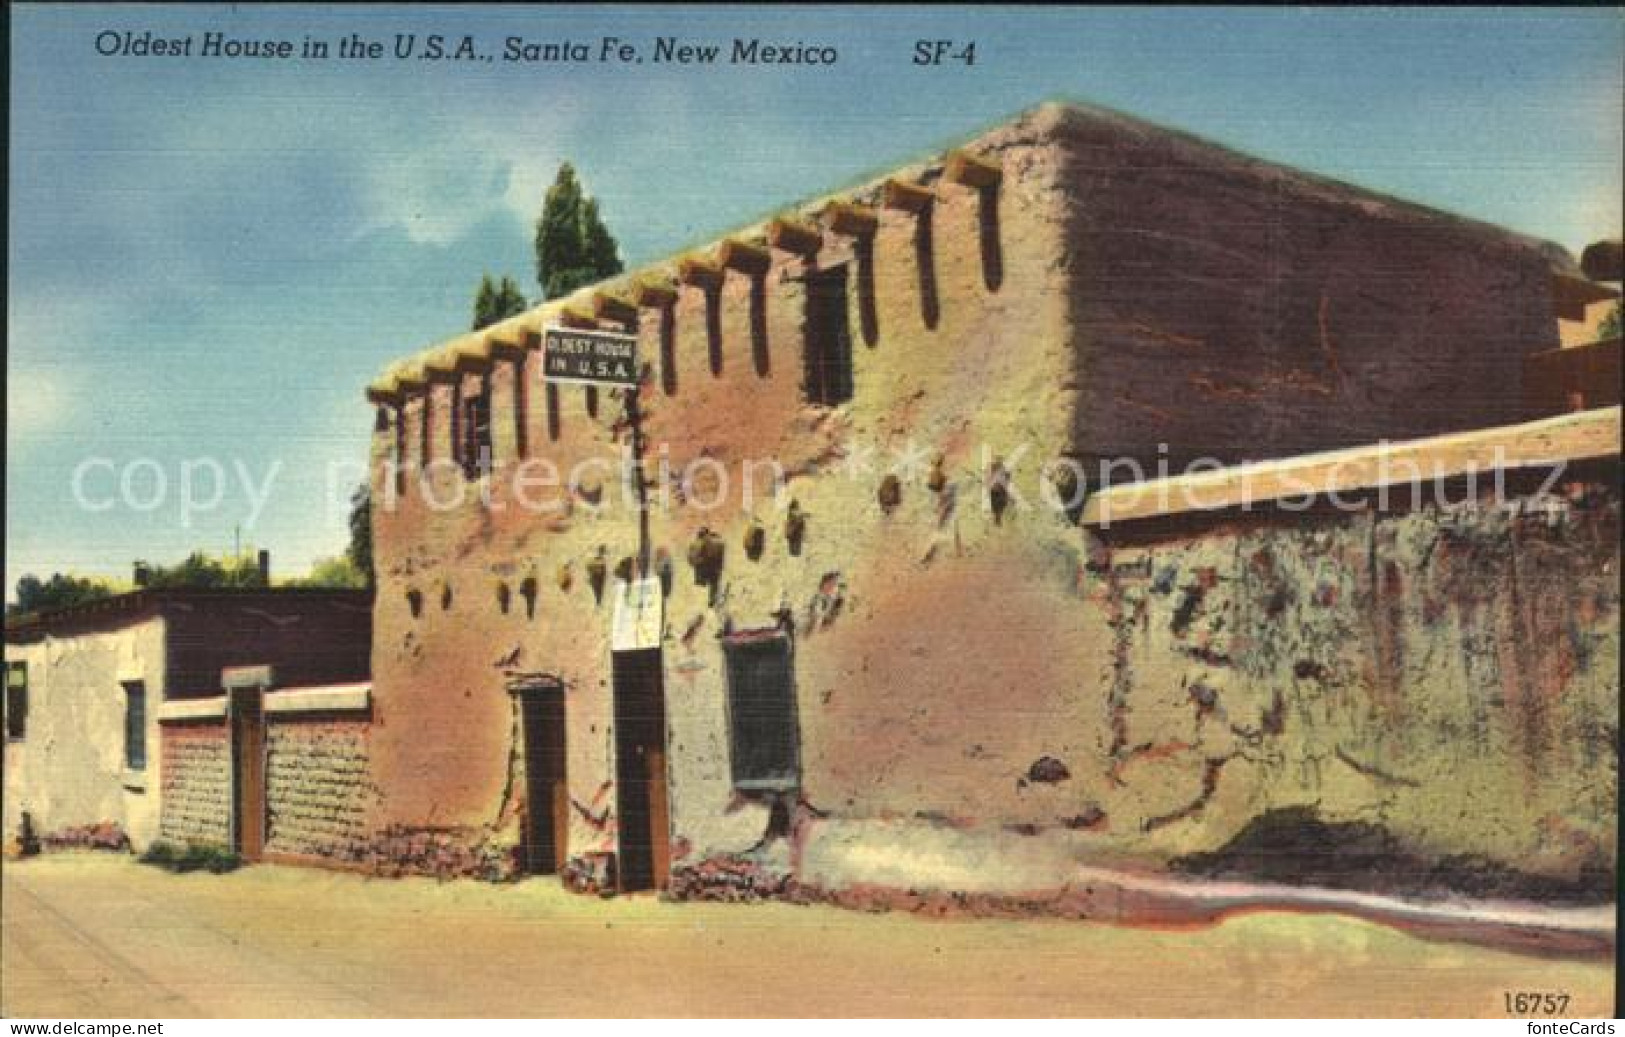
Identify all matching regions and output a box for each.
[541,326,639,388]
[611,577,664,652]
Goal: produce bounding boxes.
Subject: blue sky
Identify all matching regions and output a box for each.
[7,4,1622,595]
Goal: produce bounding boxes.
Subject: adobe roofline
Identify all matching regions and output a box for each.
[3,587,374,644]
[363,99,1055,396]
[365,98,1587,398]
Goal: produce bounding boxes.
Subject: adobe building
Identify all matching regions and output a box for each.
[3,587,371,854]
[349,102,1619,908]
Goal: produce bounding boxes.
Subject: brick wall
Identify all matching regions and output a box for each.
[159,721,231,846]
[265,717,377,861]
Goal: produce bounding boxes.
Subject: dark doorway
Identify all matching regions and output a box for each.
[804,265,854,406]
[517,682,569,874]
[228,685,266,862]
[611,649,671,892]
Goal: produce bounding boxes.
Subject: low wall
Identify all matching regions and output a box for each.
[159,720,232,847]
[157,685,380,861]
[674,414,1620,909]
[264,717,376,862]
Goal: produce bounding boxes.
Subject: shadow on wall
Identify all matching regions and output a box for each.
[660,305,678,396]
[856,236,880,347]
[751,274,771,377]
[706,285,724,376]
[1170,806,1617,905]
[915,203,940,330]
[978,185,1003,292]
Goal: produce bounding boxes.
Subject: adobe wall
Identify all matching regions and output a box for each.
[1053,104,1564,469]
[364,103,1613,904]
[159,719,231,847]
[2,617,166,851]
[264,716,377,863]
[366,107,1079,875]
[781,469,1617,905]
[158,700,381,864]
[164,594,372,698]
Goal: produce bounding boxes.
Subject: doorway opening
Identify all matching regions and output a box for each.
[227,683,266,862]
[514,678,568,875]
[611,649,670,892]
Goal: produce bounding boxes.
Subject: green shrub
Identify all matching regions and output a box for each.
[138,840,181,867]
[1599,302,1621,342]
[139,840,240,874]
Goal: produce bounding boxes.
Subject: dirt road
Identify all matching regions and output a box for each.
[2,854,1613,1018]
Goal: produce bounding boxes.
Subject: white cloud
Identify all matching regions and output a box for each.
[5,365,71,441]
[4,296,112,442]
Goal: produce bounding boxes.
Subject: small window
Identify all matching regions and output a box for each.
[5,663,27,740]
[721,632,800,791]
[462,379,492,479]
[123,681,147,771]
[804,265,854,406]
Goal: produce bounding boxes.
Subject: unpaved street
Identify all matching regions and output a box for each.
[2,854,1613,1018]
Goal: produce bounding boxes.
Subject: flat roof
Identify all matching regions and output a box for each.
[4,587,372,643]
[367,100,1590,400]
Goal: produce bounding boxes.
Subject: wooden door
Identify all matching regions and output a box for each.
[228,685,266,861]
[611,649,670,892]
[518,684,568,874]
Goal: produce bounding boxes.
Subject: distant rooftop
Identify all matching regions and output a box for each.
[4,587,373,643]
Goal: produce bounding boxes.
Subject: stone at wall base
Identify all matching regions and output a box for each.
[562,852,618,896]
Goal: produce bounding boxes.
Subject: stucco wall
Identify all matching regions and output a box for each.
[362,104,1608,901]
[789,471,1618,901]
[367,108,1075,874]
[1052,104,1563,470]
[4,616,166,851]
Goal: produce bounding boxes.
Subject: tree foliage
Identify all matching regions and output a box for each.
[138,552,268,589]
[347,483,374,587]
[534,163,624,300]
[472,273,527,331]
[284,555,368,589]
[8,573,116,618]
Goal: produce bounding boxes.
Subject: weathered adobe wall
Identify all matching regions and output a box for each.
[3,618,166,851]
[264,716,379,864]
[1054,104,1565,470]
[159,720,231,847]
[366,103,1611,901]
[164,595,372,699]
[366,107,1078,876]
[158,710,382,863]
[780,471,1618,903]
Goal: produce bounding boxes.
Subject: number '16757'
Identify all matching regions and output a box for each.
[1505,991,1571,1016]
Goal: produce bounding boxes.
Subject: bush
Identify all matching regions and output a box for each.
[1599,302,1621,342]
[138,840,180,867]
[139,840,241,874]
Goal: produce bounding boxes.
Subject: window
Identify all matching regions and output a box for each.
[123,681,146,771]
[721,632,800,791]
[804,265,854,406]
[5,663,26,740]
[461,378,492,479]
